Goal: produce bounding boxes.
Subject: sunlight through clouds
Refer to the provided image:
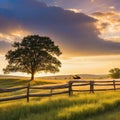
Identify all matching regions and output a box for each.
[0,28,30,43]
[0,0,120,76]
[92,11,120,42]
[68,8,81,13]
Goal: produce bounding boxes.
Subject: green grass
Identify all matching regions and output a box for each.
[1,78,120,120]
[0,92,120,120]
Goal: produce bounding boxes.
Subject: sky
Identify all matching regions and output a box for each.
[0,0,120,76]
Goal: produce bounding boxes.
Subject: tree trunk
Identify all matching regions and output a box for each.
[30,73,34,81]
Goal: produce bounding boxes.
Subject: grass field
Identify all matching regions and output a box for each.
[0,77,120,120]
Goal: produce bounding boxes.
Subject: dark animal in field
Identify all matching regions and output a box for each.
[72,75,81,79]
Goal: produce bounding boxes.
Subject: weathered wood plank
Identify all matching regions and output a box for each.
[94,88,114,91]
[68,82,72,96]
[30,84,69,89]
[94,84,115,86]
[72,83,90,86]
[27,83,30,102]
[52,91,69,95]
[0,80,120,102]
[0,86,27,93]
[0,95,27,102]
[95,80,120,83]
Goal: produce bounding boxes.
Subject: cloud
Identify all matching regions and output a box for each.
[67,8,81,13]
[109,6,115,10]
[0,40,11,54]
[0,0,120,56]
[92,11,120,43]
[42,0,120,14]
[92,11,115,17]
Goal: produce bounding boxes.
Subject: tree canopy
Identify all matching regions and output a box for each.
[109,68,120,79]
[3,35,62,80]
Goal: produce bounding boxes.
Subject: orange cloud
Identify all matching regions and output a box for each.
[92,11,120,42]
[0,0,120,57]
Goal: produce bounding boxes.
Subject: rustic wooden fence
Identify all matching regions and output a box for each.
[0,80,120,102]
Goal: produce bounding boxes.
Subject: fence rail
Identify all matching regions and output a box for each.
[0,86,27,92]
[0,80,120,102]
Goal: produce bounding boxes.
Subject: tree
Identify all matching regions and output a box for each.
[109,68,120,79]
[3,35,62,81]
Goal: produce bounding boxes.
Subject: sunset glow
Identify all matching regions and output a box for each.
[92,11,120,42]
[0,0,120,76]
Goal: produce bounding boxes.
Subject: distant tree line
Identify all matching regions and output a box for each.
[109,68,120,79]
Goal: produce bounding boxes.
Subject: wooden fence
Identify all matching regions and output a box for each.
[0,80,120,102]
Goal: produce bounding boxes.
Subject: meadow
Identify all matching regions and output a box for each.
[0,77,120,120]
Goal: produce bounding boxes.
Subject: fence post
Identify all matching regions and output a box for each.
[27,83,30,103]
[113,80,116,90]
[49,88,53,101]
[90,80,94,93]
[90,81,92,93]
[50,88,53,96]
[68,81,72,96]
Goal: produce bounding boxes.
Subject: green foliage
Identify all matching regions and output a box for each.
[3,35,62,80]
[109,68,120,79]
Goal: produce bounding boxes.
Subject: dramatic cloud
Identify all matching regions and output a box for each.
[92,11,120,42]
[0,0,120,56]
[41,0,120,13]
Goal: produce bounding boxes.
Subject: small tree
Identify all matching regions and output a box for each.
[3,35,62,81]
[109,68,120,79]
